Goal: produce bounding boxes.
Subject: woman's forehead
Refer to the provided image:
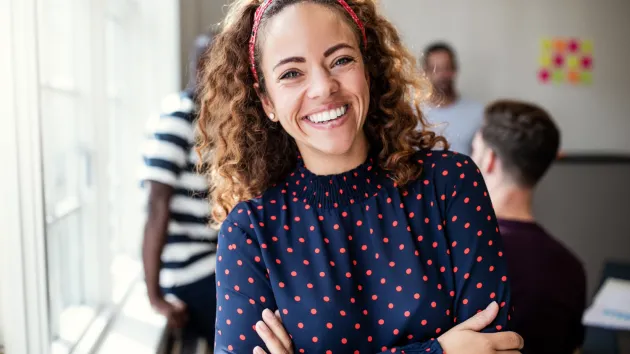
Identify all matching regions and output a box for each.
[260,3,359,59]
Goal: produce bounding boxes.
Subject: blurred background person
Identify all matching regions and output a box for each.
[471,100,587,354]
[140,31,217,352]
[421,42,483,155]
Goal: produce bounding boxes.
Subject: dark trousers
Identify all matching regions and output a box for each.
[162,273,217,349]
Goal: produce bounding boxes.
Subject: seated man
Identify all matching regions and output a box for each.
[471,100,587,354]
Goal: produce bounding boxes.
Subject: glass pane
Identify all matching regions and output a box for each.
[105,19,133,99]
[38,0,99,348]
[46,211,88,344]
[40,89,80,209]
[37,0,75,87]
[106,14,143,304]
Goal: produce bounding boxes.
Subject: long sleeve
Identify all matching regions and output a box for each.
[214,151,510,353]
[214,220,277,354]
[441,154,511,332]
[378,340,443,353]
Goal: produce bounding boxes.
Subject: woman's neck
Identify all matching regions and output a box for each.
[299,133,369,176]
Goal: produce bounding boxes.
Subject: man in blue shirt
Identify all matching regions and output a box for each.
[421,42,484,155]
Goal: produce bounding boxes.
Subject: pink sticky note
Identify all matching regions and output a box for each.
[582,55,593,70]
[553,54,565,67]
[538,68,551,83]
[568,39,580,53]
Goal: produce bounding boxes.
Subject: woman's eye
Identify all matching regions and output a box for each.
[280,71,301,80]
[334,57,354,66]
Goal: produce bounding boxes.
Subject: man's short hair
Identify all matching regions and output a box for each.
[480,100,560,187]
[422,42,458,70]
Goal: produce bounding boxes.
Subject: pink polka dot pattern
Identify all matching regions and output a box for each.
[214,151,511,353]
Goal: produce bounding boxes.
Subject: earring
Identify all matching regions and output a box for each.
[269,113,276,121]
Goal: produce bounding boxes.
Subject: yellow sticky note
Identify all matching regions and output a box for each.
[541,39,552,53]
[581,40,593,54]
[539,55,552,67]
[567,56,579,69]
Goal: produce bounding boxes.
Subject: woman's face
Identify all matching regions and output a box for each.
[257,2,370,159]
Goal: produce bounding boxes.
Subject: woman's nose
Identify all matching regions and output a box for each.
[306,67,339,99]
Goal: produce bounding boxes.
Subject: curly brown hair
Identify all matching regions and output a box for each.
[196,0,447,224]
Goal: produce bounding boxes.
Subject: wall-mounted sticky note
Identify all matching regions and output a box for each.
[539,55,551,67]
[581,40,593,54]
[538,68,551,83]
[568,39,580,53]
[568,70,580,84]
[541,39,552,53]
[582,55,593,70]
[553,39,566,53]
[553,54,565,67]
[538,37,593,86]
[567,56,579,69]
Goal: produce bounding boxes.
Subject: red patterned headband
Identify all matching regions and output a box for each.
[248,0,367,83]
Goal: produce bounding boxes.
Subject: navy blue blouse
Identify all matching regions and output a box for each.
[214,150,511,353]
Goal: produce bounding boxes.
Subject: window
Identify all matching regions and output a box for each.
[37,0,102,350]
[105,0,145,304]
[1,0,181,352]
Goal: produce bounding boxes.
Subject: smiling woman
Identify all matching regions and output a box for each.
[197,0,445,224]
[256,2,371,172]
[196,1,522,354]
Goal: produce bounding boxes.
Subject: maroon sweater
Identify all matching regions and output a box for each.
[499,219,586,354]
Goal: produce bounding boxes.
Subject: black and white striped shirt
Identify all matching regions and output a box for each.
[141,92,217,289]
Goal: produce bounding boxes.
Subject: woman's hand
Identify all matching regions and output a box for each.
[254,309,294,354]
[253,302,523,354]
[437,302,524,354]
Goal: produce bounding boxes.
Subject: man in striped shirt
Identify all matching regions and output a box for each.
[141,33,216,350]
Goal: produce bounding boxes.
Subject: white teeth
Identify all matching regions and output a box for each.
[307,105,347,123]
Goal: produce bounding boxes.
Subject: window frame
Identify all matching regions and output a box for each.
[0,0,182,352]
[0,0,51,352]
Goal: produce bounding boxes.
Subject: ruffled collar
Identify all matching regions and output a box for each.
[284,155,386,209]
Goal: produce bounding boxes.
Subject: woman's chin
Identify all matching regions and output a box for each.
[305,136,359,158]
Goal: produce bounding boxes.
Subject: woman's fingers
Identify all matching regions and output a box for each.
[262,309,293,351]
[253,346,268,354]
[255,321,289,354]
[485,331,524,351]
[453,301,499,332]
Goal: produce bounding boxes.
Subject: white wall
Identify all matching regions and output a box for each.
[380,0,630,155]
[178,0,231,89]
[0,278,3,346]
[377,0,630,298]
[534,163,630,298]
[1,0,10,346]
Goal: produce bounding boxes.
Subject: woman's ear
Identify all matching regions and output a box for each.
[254,82,275,118]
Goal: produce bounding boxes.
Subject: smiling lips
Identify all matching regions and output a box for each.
[305,104,349,124]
